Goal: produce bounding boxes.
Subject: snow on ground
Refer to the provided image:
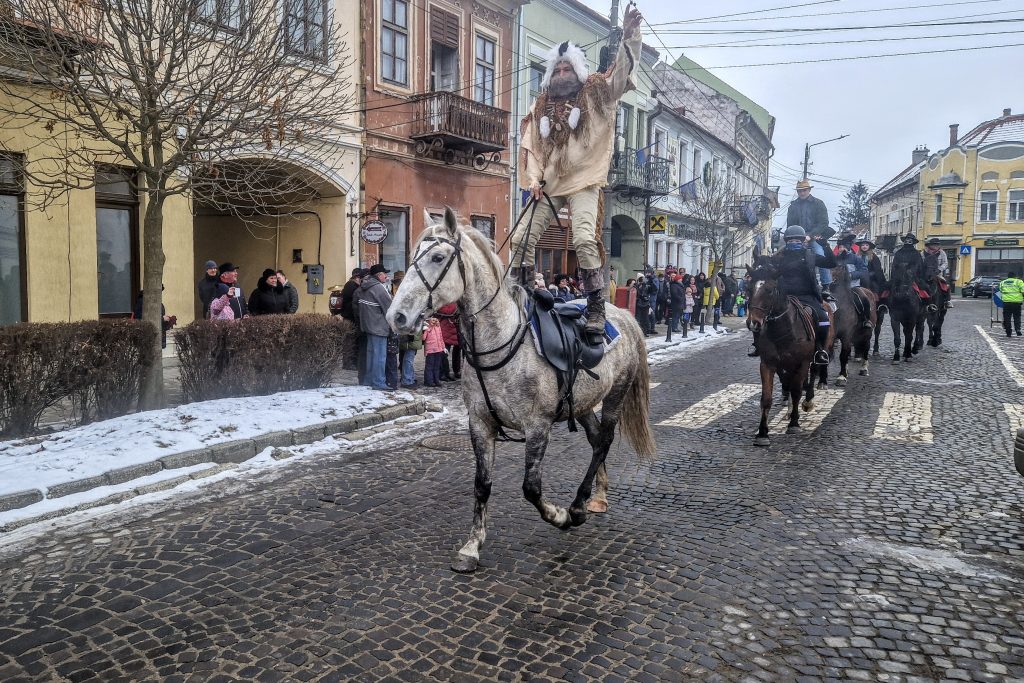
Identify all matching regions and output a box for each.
[646,326,740,366]
[0,387,411,498]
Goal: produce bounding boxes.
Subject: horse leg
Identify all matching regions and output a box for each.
[451,417,497,573]
[571,411,616,522]
[873,309,884,358]
[904,321,915,361]
[891,314,901,364]
[522,424,572,530]
[754,363,773,447]
[912,313,925,354]
[786,367,804,433]
[835,337,850,386]
[801,361,816,414]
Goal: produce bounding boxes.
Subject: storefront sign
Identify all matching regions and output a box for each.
[360,220,388,244]
[649,215,667,234]
[984,238,1020,246]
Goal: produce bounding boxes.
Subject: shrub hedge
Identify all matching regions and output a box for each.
[0,320,157,437]
[175,314,358,402]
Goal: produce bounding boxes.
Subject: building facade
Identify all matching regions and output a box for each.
[359,0,524,276]
[869,148,928,274]
[918,111,1024,285]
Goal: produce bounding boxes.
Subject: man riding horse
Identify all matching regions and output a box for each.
[835,232,874,330]
[512,4,644,341]
[749,225,835,364]
[890,232,934,311]
[856,236,887,311]
[923,237,953,310]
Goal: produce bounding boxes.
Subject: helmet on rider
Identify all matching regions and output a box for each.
[784,225,806,242]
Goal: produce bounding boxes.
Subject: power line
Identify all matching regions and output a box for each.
[647,0,840,27]
[651,0,1007,26]
[675,28,1024,50]
[656,14,1024,35]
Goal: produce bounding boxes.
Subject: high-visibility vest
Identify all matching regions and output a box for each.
[999,277,1024,304]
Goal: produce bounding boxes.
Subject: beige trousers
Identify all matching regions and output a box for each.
[510,185,602,271]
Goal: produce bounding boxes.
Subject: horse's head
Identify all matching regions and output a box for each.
[387,207,469,334]
[746,261,779,333]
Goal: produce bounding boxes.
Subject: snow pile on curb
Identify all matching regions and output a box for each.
[0,387,408,501]
[646,327,739,366]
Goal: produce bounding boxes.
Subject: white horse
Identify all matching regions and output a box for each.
[387,208,655,573]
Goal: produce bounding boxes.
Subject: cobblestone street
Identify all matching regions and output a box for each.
[1,299,1023,682]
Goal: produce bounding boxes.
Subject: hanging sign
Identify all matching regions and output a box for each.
[650,215,667,234]
[361,220,388,244]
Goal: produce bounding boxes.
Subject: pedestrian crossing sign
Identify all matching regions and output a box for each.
[960,245,972,255]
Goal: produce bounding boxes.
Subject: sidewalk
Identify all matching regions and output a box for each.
[0,387,442,534]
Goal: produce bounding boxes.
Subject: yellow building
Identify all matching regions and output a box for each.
[919,109,1024,286]
[0,0,362,328]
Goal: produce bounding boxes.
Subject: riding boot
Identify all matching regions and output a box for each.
[581,268,606,343]
[814,324,830,365]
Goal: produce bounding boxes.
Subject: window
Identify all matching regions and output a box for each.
[0,153,24,326]
[678,140,688,184]
[616,104,632,148]
[430,8,458,92]
[933,193,942,223]
[956,192,963,222]
[95,167,138,318]
[380,208,408,274]
[474,34,496,105]
[199,0,242,31]
[712,157,721,180]
[653,127,666,157]
[979,190,999,222]
[692,148,703,182]
[981,171,999,182]
[1009,190,1024,222]
[285,0,328,60]
[529,63,544,96]
[471,215,495,241]
[381,0,408,85]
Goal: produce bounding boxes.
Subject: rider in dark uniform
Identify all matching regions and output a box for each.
[835,233,873,329]
[890,232,932,309]
[749,225,836,364]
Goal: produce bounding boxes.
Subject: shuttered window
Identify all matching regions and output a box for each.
[430,7,459,49]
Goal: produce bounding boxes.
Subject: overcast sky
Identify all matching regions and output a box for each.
[579,0,1019,231]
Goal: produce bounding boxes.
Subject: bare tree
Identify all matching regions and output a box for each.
[679,171,752,272]
[0,0,355,407]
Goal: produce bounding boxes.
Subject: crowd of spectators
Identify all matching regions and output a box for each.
[196,260,300,323]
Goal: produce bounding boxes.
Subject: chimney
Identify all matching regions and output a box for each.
[912,145,930,165]
[949,124,959,147]
[1003,107,1013,117]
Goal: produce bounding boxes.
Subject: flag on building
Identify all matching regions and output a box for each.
[679,179,698,201]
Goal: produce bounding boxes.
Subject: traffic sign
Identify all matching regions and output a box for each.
[959,245,972,255]
[361,220,388,244]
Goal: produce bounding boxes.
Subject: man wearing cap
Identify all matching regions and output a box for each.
[890,233,932,307]
[197,259,220,319]
[218,262,249,319]
[787,179,833,292]
[511,4,644,341]
[356,263,393,390]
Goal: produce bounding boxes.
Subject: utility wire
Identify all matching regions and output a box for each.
[676,28,1024,50]
[656,14,1024,34]
[651,0,1006,26]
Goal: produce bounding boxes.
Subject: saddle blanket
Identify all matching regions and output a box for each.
[527,300,621,358]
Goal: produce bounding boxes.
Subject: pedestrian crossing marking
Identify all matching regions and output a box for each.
[768,388,845,434]
[976,325,1024,389]
[1004,404,1024,434]
[657,383,759,428]
[872,392,934,444]
[650,383,661,389]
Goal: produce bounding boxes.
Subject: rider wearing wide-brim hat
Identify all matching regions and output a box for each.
[890,232,932,307]
[855,237,888,307]
[749,225,836,364]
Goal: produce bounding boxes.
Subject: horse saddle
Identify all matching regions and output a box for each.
[530,288,605,374]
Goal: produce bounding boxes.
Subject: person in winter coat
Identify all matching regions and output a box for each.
[685,284,696,324]
[276,270,299,313]
[209,284,238,321]
[692,273,706,325]
[422,318,446,387]
[664,275,687,342]
[133,285,176,348]
[634,275,654,336]
[355,263,393,390]
[398,330,422,388]
[436,302,461,381]
[339,268,363,321]
[197,259,220,319]
[249,269,289,315]
[218,263,249,319]
[554,275,573,302]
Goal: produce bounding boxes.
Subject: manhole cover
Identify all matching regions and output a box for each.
[420,433,474,452]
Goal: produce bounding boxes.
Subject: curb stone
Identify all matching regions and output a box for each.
[0,397,429,529]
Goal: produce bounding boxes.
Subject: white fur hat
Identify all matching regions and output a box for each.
[540,41,589,90]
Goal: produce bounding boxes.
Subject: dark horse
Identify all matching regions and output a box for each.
[746,262,835,447]
[829,264,878,384]
[925,278,950,347]
[888,263,926,363]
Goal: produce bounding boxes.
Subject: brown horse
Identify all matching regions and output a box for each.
[829,264,878,385]
[746,263,835,447]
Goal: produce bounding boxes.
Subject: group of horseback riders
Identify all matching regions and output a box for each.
[747,179,953,366]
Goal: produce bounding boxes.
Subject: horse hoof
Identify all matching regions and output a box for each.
[451,553,479,574]
[802,401,814,412]
[586,499,609,514]
[568,507,588,527]
[786,425,802,434]
[816,381,827,389]
[872,352,881,359]
[904,357,912,363]
[753,436,771,447]
[835,377,847,387]
[891,359,900,365]
[859,369,869,376]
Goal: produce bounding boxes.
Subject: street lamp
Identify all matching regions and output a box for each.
[802,134,849,179]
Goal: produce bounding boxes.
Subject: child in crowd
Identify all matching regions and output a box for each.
[736,292,747,317]
[422,317,446,387]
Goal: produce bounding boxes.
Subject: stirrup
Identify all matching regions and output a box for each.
[747,344,759,357]
[814,349,830,365]
[877,304,888,314]
[927,304,938,312]
[861,320,874,330]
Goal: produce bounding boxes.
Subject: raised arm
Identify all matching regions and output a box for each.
[605,4,643,100]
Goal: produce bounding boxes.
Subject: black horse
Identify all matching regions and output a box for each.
[888,263,926,363]
[926,278,950,347]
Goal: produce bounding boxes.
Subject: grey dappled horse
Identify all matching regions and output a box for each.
[387,209,655,573]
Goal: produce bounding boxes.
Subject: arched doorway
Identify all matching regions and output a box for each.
[609,214,644,279]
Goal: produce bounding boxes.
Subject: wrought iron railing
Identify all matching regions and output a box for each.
[411,91,508,150]
[610,148,671,196]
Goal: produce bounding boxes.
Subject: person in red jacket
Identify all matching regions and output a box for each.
[435,303,461,381]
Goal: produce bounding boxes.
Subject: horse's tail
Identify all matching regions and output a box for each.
[620,346,657,460]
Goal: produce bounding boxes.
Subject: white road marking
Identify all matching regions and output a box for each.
[1004,404,1024,434]
[975,325,1024,389]
[657,383,759,428]
[872,392,934,444]
[650,382,661,389]
[768,388,845,434]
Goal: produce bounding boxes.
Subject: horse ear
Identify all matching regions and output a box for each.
[423,210,436,227]
[443,206,459,237]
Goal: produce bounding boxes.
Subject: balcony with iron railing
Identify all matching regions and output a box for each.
[609,148,671,197]
[410,91,509,168]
